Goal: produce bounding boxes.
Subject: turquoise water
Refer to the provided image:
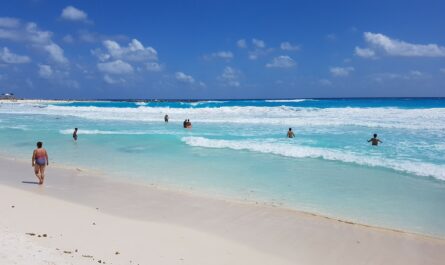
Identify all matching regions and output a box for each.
[0,98,444,237]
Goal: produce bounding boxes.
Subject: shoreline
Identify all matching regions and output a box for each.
[1,157,445,264]
[1,153,443,241]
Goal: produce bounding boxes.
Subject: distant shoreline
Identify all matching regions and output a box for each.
[1,97,445,103]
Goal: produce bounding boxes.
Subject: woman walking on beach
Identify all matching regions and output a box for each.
[32,142,48,185]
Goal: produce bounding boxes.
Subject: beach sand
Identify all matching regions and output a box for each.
[1,157,444,265]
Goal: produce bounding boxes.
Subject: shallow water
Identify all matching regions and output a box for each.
[0,98,444,237]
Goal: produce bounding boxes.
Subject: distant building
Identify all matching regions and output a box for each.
[0,93,16,100]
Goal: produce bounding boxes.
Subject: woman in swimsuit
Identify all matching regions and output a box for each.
[32,141,49,185]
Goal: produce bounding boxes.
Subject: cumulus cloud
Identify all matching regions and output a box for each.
[95,39,158,62]
[204,51,233,61]
[0,47,31,63]
[364,32,445,57]
[61,6,88,22]
[209,51,233,60]
[280,42,299,51]
[103,74,125,84]
[0,20,68,64]
[219,66,241,87]
[97,60,134,74]
[330,67,354,77]
[266,56,296,68]
[44,43,68,64]
[38,64,53,78]
[252,38,266,48]
[354,46,375,58]
[237,39,247,48]
[175,72,195,83]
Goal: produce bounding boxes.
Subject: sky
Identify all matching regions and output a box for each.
[0,0,445,99]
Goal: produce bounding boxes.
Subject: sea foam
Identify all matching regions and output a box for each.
[181,136,445,181]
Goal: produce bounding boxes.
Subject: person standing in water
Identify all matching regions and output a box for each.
[287,128,295,138]
[368,133,382,146]
[73,128,78,141]
[32,142,48,185]
[164,114,169,123]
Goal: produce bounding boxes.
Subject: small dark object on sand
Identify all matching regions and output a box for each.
[42,234,47,237]
[115,251,120,255]
[11,205,15,208]
[64,251,72,254]
[92,222,96,225]
[26,233,36,236]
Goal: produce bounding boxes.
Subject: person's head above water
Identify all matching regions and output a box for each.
[374,133,377,138]
[37,141,42,148]
[289,128,292,131]
[75,128,78,131]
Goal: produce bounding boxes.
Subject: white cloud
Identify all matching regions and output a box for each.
[364,32,445,57]
[210,51,233,60]
[252,38,265,48]
[371,70,430,82]
[219,66,240,87]
[97,60,134,74]
[98,39,157,62]
[146,62,162,72]
[0,47,31,63]
[61,6,88,22]
[280,42,299,51]
[175,72,195,83]
[38,64,53,78]
[103,74,125,84]
[0,17,20,28]
[237,39,247,48]
[355,46,375,58]
[330,67,354,77]
[44,43,68,64]
[266,56,296,68]
[0,20,68,64]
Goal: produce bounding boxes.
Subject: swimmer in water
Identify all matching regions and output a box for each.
[32,141,49,185]
[368,133,382,146]
[287,128,295,138]
[73,128,78,141]
[164,114,169,123]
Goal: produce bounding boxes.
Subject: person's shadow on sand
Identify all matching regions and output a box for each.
[22,181,40,185]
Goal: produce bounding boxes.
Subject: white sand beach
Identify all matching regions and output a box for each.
[1,157,444,265]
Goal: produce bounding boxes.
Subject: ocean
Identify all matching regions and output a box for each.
[0,98,444,237]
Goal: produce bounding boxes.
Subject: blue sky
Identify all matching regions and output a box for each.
[0,0,444,99]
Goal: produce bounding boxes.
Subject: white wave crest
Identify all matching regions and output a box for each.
[265,99,309,102]
[181,136,445,181]
[1,103,445,131]
[59,129,147,135]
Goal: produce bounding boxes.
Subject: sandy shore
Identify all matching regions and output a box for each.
[1,157,444,264]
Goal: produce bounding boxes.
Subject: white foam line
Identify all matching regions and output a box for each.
[181,136,445,181]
